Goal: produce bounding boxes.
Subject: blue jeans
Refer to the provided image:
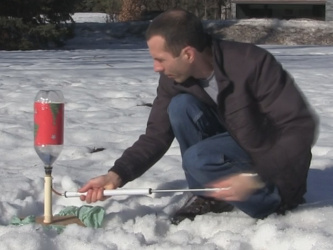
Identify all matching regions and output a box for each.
[168,94,281,218]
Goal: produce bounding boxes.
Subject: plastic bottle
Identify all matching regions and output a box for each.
[34,90,64,171]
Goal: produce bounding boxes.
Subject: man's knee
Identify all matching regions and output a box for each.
[167,94,198,121]
[182,143,211,174]
[182,140,242,183]
[182,144,199,173]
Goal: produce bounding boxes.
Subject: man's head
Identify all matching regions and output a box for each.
[146,8,209,83]
[146,8,207,57]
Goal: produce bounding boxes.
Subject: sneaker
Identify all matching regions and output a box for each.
[170,195,234,225]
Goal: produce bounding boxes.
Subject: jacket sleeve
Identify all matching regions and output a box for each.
[109,75,176,185]
[250,50,318,203]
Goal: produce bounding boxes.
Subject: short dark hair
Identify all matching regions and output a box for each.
[145,8,207,57]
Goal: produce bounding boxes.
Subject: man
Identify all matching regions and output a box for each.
[79,8,317,224]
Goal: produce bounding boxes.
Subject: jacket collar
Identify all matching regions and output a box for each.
[168,37,232,108]
[211,38,232,93]
[173,77,216,107]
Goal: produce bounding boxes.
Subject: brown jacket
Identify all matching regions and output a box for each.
[110,39,318,211]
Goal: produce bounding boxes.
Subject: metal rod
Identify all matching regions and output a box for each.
[151,188,230,193]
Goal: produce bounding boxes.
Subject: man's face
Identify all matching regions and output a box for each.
[147,36,191,83]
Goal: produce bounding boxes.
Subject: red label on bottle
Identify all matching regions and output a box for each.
[34,102,64,145]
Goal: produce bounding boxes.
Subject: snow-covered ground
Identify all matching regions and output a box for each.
[0,13,333,250]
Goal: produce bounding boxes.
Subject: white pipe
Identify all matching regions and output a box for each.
[44,175,53,223]
[63,187,230,198]
[64,188,151,197]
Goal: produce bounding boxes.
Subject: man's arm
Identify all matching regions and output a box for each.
[109,75,176,186]
[248,50,318,207]
[253,51,317,181]
[79,75,177,202]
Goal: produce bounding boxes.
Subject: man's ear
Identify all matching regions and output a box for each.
[182,46,195,63]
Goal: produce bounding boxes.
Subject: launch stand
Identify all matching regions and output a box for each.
[34,166,85,227]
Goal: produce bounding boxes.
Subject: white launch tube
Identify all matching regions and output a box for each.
[63,187,230,198]
[64,188,152,198]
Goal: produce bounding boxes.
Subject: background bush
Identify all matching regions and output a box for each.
[0,0,78,50]
[0,0,231,50]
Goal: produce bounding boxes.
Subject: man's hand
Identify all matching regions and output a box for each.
[78,171,122,203]
[207,173,265,201]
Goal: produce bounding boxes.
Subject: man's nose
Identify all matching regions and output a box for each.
[153,61,163,72]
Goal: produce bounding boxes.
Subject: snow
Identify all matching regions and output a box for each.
[72,12,110,23]
[1,12,333,249]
